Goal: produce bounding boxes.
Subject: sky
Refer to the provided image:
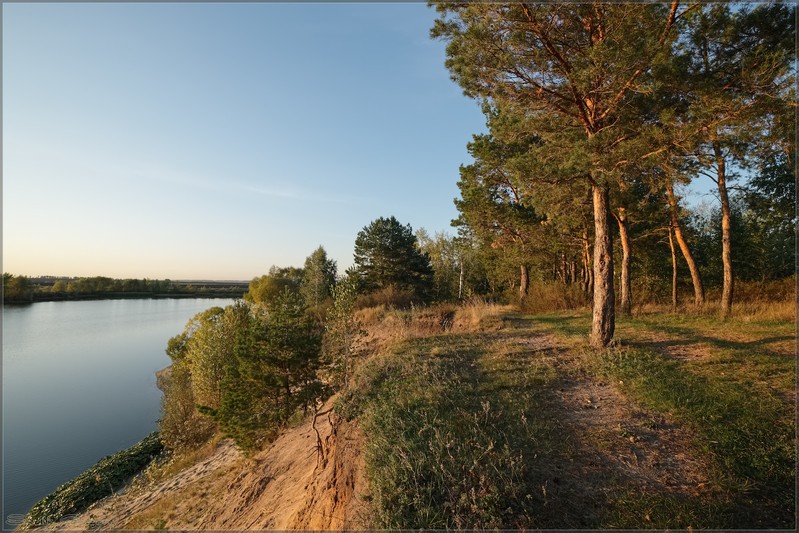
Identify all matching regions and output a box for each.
[3,2,487,280]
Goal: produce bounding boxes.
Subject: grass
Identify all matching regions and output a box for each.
[338,333,565,529]
[121,492,184,530]
[532,309,796,529]
[591,345,794,527]
[343,302,795,529]
[137,434,223,488]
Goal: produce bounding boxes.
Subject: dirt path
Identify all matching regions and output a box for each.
[495,319,718,526]
[35,309,750,530]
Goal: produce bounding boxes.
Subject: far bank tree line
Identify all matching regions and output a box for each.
[2,274,247,303]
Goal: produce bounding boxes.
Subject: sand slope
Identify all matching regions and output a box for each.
[45,399,367,530]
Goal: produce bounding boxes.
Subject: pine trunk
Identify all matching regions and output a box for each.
[582,228,593,297]
[615,209,632,316]
[519,264,529,301]
[458,258,465,300]
[668,225,678,310]
[590,184,615,347]
[666,182,705,306]
[714,142,734,318]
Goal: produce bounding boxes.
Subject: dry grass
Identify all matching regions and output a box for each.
[134,435,222,491]
[356,298,505,338]
[121,492,183,530]
[634,299,795,323]
[519,281,589,313]
[355,304,387,326]
[356,302,465,343]
[355,285,417,310]
[452,297,509,331]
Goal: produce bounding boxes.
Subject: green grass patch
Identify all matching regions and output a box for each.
[534,310,795,403]
[624,314,796,398]
[601,489,732,529]
[346,310,795,529]
[339,333,566,529]
[591,345,795,528]
[530,312,590,339]
[530,310,795,528]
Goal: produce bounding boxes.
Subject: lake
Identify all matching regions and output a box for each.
[2,298,235,527]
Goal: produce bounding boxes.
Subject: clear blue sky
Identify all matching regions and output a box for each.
[3,2,486,280]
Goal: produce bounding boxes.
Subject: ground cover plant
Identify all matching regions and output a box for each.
[341,304,795,529]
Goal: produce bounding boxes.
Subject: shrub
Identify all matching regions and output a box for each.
[158,363,215,451]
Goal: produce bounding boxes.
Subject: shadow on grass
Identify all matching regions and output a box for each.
[591,347,795,529]
[523,311,795,528]
[526,313,590,338]
[344,330,629,528]
[630,318,795,359]
[343,313,796,529]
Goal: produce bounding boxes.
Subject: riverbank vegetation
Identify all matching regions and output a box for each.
[149,217,793,530]
[18,433,164,529]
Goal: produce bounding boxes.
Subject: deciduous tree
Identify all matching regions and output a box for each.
[300,246,337,308]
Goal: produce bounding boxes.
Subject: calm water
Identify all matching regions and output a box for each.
[2,298,234,526]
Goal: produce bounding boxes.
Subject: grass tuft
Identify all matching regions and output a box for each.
[341,333,562,529]
[342,304,795,529]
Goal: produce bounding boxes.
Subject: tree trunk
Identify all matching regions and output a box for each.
[519,264,529,301]
[614,208,632,316]
[666,182,705,306]
[458,257,465,300]
[713,142,734,318]
[668,225,678,310]
[582,228,593,297]
[580,255,588,292]
[591,184,615,347]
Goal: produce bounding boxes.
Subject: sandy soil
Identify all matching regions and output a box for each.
[43,398,367,531]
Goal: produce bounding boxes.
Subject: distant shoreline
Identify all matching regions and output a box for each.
[3,292,243,305]
[3,275,249,304]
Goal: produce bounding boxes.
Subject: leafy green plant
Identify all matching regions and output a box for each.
[20,433,164,529]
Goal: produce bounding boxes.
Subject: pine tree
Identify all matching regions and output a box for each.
[353,216,434,301]
[432,2,684,345]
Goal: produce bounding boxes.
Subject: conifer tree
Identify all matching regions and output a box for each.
[353,216,434,301]
[432,2,684,345]
[670,3,794,317]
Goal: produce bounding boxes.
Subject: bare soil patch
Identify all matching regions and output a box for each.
[43,398,368,531]
[500,322,717,525]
